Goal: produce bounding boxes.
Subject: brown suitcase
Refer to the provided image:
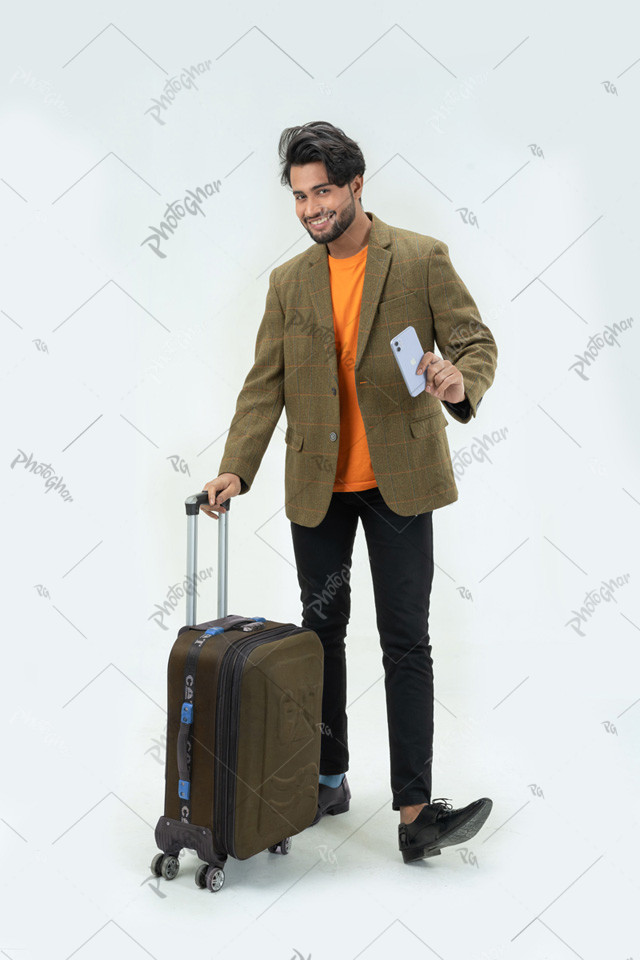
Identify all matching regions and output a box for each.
[151,492,324,893]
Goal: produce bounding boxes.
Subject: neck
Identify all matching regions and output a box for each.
[327,208,372,259]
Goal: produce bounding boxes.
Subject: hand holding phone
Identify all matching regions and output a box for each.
[390,325,428,397]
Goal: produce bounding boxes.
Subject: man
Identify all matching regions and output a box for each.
[201,121,498,864]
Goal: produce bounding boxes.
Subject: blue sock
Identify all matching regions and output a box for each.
[319,772,345,788]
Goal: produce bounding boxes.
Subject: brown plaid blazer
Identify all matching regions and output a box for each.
[217,210,498,527]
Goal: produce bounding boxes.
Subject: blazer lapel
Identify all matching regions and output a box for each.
[306,211,393,381]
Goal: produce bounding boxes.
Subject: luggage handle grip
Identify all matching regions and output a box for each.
[185,491,230,516]
[184,491,231,626]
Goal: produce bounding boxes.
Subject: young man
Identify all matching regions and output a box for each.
[201,121,498,863]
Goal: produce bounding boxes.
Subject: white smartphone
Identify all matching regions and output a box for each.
[390,325,427,397]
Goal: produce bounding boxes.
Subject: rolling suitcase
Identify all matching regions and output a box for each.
[151,491,324,893]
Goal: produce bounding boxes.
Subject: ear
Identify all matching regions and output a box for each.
[351,174,364,200]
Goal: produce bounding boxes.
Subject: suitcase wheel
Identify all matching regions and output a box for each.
[195,863,225,892]
[151,853,180,881]
[267,836,292,855]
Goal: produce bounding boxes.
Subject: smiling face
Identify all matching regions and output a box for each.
[290,161,359,245]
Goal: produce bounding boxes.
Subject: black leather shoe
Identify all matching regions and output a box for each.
[398,796,493,863]
[309,775,351,826]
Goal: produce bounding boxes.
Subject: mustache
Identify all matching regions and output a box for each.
[306,211,336,222]
[305,192,354,223]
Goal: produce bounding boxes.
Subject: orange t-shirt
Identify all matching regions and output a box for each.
[327,244,377,492]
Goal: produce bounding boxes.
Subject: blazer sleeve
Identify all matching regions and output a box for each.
[216,268,285,494]
[427,239,498,424]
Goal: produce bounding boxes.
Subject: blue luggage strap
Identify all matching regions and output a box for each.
[177,617,265,822]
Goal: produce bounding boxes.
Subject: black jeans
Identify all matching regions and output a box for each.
[290,485,435,810]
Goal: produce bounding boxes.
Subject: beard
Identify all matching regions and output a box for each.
[304,188,357,245]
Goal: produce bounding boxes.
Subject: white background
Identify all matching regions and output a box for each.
[2,2,639,959]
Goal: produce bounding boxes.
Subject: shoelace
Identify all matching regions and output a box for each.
[399,798,454,844]
[430,797,454,818]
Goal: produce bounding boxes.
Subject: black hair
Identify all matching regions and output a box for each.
[278,121,365,203]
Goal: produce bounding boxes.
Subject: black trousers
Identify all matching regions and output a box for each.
[290,485,435,810]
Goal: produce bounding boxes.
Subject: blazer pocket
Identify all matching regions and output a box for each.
[409,409,447,437]
[285,425,304,450]
[377,290,419,315]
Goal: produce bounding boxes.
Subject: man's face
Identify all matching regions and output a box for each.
[290,161,358,245]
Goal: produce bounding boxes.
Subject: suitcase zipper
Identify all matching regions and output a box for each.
[214,624,307,857]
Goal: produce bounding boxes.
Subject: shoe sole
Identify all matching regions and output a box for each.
[309,799,350,827]
[401,799,493,864]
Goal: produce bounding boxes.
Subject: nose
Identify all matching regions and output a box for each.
[305,204,325,222]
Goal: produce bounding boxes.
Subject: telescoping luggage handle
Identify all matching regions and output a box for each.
[184,491,231,626]
[178,492,266,825]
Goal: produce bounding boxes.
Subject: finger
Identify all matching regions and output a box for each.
[421,360,448,385]
[213,487,229,509]
[431,371,459,398]
[430,363,453,388]
[201,493,225,515]
[207,486,222,508]
[416,351,437,376]
[429,360,449,382]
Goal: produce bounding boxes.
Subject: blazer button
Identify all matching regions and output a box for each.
[329,432,337,442]
[331,387,336,395]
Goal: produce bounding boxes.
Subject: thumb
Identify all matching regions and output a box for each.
[208,484,223,506]
[214,482,232,505]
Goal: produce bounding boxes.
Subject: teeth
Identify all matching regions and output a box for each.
[311,214,332,224]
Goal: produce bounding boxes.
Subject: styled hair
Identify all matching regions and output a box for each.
[278,121,365,203]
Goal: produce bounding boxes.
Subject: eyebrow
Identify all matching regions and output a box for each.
[292,182,332,196]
